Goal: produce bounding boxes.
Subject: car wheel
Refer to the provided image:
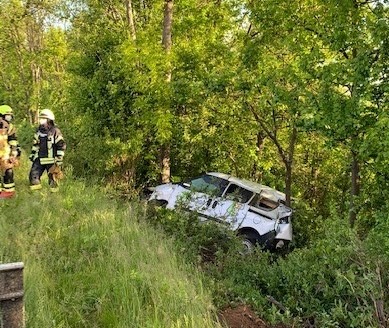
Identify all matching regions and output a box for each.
[147,199,168,216]
[238,231,260,255]
[148,199,167,208]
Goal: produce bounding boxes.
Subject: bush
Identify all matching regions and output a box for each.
[145,202,389,327]
[146,206,241,265]
[15,119,36,151]
[209,217,388,327]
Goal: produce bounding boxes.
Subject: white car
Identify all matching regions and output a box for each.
[147,172,293,251]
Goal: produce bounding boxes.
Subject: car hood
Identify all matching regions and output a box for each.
[149,183,178,195]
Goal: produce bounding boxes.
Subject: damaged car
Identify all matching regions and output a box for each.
[147,172,293,252]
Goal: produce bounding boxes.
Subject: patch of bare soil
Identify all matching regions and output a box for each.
[218,305,290,328]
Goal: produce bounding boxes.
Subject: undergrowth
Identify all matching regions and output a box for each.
[0,159,221,328]
[149,206,389,328]
[2,156,388,328]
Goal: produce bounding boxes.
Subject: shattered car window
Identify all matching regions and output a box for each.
[186,174,228,197]
[249,194,279,211]
[224,184,254,203]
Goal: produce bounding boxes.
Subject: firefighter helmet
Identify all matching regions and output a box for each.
[0,105,13,116]
[39,109,55,121]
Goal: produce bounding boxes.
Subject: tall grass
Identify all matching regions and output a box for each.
[0,159,221,327]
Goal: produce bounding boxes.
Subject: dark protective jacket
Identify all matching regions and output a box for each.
[30,124,66,165]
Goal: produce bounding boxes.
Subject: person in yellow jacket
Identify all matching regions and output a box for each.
[29,109,66,192]
[0,105,21,198]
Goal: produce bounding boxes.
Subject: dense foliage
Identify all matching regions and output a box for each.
[147,206,389,327]
[0,0,388,326]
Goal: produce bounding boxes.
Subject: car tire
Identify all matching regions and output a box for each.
[148,199,167,208]
[238,231,260,255]
[147,199,168,216]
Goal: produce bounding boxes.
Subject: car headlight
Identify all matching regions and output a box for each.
[278,216,290,224]
[150,190,161,199]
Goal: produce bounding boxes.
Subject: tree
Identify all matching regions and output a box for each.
[239,0,387,223]
[303,0,386,226]
[65,0,245,188]
[236,0,320,206]
[0,0,67,123]
[160,0,173,183]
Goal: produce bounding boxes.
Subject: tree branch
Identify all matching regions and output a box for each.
[247,102,288,164]
[266,295,286,313]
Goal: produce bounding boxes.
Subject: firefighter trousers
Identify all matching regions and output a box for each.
[1,168,15,192]
[29,159,57,189]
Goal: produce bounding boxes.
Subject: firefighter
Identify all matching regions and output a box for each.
[0,105,21,198]
[29,109,66,192]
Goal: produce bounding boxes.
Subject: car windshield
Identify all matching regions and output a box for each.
[185,174,228,197]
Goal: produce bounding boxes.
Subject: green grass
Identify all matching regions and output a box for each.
[0,159,221,327]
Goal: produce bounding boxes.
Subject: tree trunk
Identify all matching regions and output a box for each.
[251,131,266,180]
[284,126,297,207]
[160,144,171,184]
[27,17,43,125]
[162,0,173,54]
[349,150,360,227]
[285,161,292,207]
[125,0,136,40]
[160,0,173,183]
[162,0,173,83]
[248,104,297,206]
[263,127,296,207]
[309,163,319,207]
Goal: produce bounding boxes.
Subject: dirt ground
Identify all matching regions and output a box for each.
[218,305,290,328]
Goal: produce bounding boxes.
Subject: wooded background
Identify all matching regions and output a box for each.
[0,0,388,246]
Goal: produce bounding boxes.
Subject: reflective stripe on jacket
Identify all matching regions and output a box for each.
[30,125,66,164]
[0,120,19,159]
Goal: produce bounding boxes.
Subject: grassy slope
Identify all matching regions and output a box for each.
[0,158,221,328]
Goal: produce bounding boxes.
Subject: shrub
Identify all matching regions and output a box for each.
[201,217,388,327]
[146,206,241,265]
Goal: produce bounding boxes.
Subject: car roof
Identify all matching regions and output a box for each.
[207,172,286,203]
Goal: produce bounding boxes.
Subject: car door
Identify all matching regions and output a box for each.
[204,183,252,227]
[180,174,228,218]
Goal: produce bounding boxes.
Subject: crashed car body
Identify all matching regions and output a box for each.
[148,172,293,251]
